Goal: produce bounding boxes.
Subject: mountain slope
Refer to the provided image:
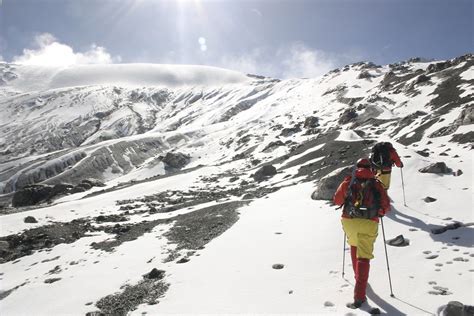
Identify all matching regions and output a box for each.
[0,55,473,315]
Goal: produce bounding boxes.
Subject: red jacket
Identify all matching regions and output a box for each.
[333,168,390,222]
[380,148,403,172]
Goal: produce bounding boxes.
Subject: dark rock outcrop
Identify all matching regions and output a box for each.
[253,165,277,182]
[304,116,319,128]
[12,185,53,207]
[162,152,190,169]
[338,109,358,124]
[419,162,452,174]
[311,167,351,200]
[144,268,165,280]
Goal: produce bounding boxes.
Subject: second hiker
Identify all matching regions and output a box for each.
[369,142,403,190]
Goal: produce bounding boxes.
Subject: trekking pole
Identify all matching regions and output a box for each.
[342,232,346,278]
[400,168,407,206]
[381,218,395,297]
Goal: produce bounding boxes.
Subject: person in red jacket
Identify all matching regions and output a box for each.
[370,142,403,190]
[333,158,390,309]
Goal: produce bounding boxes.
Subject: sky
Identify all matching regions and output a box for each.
[0,0,472,78]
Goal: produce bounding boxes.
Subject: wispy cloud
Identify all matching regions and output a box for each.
[218,43,339,79]
[12,33,121,66]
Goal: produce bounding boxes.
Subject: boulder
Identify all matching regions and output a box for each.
[77,182,92,190]
[311,167,352,200]
[12,184,54,207]
[24,216,38,223]
[338,109,358,124]
[442,301,471,316]
[387,235,410,247]
[303,116,319,128]
[415,74,430,84]
[280,126,301,137]
[162,152,190,169]
[253,165,277,182]
[144,268,165,280]
[50,183,74,197]
[419,162,452,174]
[423,196,437,203]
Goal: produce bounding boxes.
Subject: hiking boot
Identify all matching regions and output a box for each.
[346,299,366,309]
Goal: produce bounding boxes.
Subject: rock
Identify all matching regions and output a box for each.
[423,196,437,203]
[12,184,54,207]
[70,186,87,194]
[162,152,190,169]
[229,176,239,183]
[44,278,61,284]
[24,216,38,223]
[81,178,106,187]
[431,221,464,234]
[304,116,319,128]
[263,140,284,152]
[415,74,430,84]
[177,257,190,264]
[357,71,374,79]
[0,240,9,251]
[419,162,452,174]
[454,169,463,176]
[338,108,358,124]
[85,311,105,316]
[50,183,74,197]
[242,193,254,200]
[77,182,92,190]
[416,150,430,157]
[387,235,410,247]
[272,263,284,269]
[443,301,464,316]
[144,268,165,280]
[252,165,277,182]
[280,126,301,137]
[311,167,352,200]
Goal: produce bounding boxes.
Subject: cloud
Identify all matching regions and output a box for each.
[13,33,121,66]
[0,55,4,62]
[278,43,337,78]
[218,43,338,79]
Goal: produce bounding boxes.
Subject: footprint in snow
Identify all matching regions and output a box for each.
[423,250,431,254]
[324,301,335,307]
[426,254,439,259]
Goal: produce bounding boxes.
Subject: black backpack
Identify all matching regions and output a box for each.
[370,142,393,168]
[344,178,381,219]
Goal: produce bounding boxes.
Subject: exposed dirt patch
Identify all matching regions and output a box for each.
[0,219,96,263]
[94,279,169,315]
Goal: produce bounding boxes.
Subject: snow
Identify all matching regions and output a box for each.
[1,57,473,315]
[336,129,363,142]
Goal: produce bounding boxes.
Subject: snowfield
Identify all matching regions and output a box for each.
[0,55,473,315]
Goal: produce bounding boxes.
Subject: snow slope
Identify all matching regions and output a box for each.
[0,55,473,315]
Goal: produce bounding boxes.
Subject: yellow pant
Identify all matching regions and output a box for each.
[375,170,391,190]
[342,218,379,259]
